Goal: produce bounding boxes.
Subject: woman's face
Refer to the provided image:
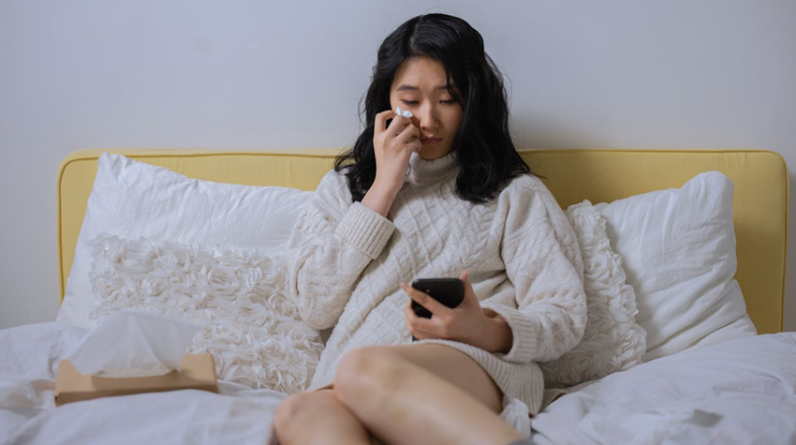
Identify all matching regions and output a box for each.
[389,57,464,160]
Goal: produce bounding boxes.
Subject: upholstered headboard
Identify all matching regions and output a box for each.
[57,148,788,333]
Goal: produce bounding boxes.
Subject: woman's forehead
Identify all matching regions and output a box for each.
[392,57,454,92]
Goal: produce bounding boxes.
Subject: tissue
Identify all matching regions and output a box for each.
[396,106,413,118]
[64,309,200,378]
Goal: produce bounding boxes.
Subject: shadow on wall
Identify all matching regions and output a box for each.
[786,171,795,332]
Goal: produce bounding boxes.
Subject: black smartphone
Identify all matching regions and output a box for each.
[410,278,465,317]
[410,278,464,341]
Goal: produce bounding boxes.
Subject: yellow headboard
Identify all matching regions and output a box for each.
[58,148,788,334]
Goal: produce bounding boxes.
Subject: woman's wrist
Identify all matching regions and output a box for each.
[362,179,400,217]
[484,314,513,354]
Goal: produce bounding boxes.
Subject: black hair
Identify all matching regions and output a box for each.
[334,13,532,204]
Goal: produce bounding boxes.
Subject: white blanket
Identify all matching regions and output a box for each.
[531,332,796,445]
[2,323,795,445]
[0,322,285,445]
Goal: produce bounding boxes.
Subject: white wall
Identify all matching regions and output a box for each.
[1,0,795,331]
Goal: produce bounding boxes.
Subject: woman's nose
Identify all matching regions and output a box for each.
[414,103,440,130]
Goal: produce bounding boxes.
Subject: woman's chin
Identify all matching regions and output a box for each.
[417,146,452,161]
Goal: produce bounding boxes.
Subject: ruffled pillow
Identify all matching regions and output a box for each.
[539,200,646,388]
[87,234,324,395]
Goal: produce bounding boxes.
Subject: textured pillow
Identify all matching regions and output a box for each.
[88,234,323,394]
[58,152,311,328]
[593,171,757,361]
[539,201,646,388]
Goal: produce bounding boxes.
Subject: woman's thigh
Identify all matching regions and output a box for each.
[332,345,520,445]
[359,343,504,414]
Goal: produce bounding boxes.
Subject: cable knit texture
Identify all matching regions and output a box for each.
[286,151,587,416]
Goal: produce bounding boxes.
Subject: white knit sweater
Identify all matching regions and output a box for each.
[286,151,587,415]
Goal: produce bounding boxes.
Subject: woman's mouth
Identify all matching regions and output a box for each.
[420,138,442,145]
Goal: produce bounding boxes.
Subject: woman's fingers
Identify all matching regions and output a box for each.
[459,270,479,306]
[369,109,420,194]
[374,110,397,136]
[376,110,410,136]
[386,114,414,138]
[404,300,439,338]
[375,111,420,152]
[397,125,421,152]
[400,283,451,318]
[396,121,419,141]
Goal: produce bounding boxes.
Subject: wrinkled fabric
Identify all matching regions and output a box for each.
[531,333,796,445]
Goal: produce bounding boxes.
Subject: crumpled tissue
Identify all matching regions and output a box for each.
[63,309,201,378]
[396,106,413,118]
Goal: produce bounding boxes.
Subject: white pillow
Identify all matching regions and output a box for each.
[593,171,757,361]
[88,234,323,394]
[539,201,646,388]
[58,152,312,328]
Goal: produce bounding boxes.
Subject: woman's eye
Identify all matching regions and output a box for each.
[400,99,456,105]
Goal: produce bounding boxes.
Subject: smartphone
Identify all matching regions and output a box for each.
[410,278,465,341]
[410,277,465,317]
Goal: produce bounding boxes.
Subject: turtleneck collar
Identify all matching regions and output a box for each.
[405,150,459,185]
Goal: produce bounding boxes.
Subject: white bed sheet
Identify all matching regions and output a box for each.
[2,323,795,445]
[531,332,796,445]
[0,322,286,445]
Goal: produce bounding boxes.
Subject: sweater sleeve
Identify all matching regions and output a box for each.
[481,178,587,364]
[285,170,396,330]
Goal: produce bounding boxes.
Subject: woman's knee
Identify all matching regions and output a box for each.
[334,346,413,408]
[273,391,330,435]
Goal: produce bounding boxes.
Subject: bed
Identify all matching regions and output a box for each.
[1,148,793,445]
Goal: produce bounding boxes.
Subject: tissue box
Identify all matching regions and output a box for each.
[55,353,219,406]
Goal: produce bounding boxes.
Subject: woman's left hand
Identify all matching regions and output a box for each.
[402,270,497,351]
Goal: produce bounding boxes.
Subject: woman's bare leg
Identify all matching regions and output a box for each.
[374,343,504,413]
[271,389,370,445]
[333,344,525,445]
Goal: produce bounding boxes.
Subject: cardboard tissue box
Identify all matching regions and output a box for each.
[55,353,218,406]
[55,310,218,406]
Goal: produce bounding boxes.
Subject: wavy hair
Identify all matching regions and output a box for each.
[334,13,531,204]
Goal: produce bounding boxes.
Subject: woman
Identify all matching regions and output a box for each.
[273,13,586,445]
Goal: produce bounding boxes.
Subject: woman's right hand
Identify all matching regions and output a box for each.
[372,109,421,195]
[361,110,421,217]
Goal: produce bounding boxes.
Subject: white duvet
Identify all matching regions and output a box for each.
[1,322,795,445]
[531,332,796,445]
[0,322,286,445]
